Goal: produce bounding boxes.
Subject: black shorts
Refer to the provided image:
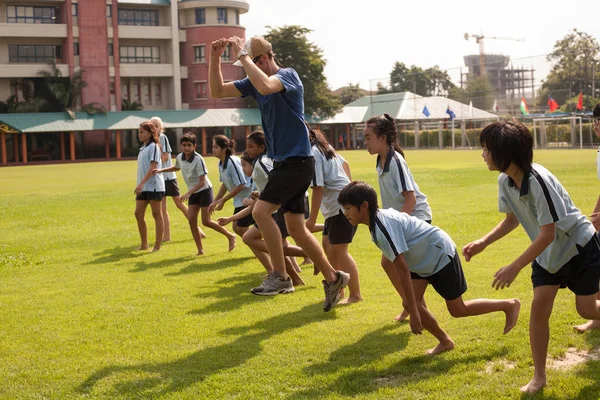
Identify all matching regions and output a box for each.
[136,191,165,201]
[531,234,600,296]
[188,187,213,207]
[164,179,180,197]
[411,251,467,301]
[234,206,255,228]
[304,196,310,220]
[254,208,289,238]
[323,211,357,245]
[259,156,314,215]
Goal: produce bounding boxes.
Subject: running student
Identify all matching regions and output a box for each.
[307,127,362,303]
[134,121,165,252]
[364,113,433,321]
[339,181,521,355]
[209,35,349,309]
[209,135,254,238]
[154,132,236,254]
[463,121,600,394]
[151,117,206,243]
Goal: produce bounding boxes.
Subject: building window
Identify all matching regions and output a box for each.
[217,8,227,24]
[121,80,130,101]
[108,43,113,56]
[73,43,79,56]
[195,8,205,24]
[132,80,140,102]
[195,82,207,99]
[71,4,78,17]
[107,5,112,18]
[221,45,230,62]
[118,9,158,26]
[7,6,59,24]
[235,10,239,25]
[8,44,62,63]
[194,45,205,63]
[119,46,160,63]
[143,79,152,103]
[155,83,162,105]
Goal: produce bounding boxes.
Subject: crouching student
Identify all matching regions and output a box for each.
[155,133,236,254]
[338,181,521,355]
[463,121,600,394]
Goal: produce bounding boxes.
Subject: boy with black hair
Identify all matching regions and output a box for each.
[338,181,520,355]
[463,120,600,394]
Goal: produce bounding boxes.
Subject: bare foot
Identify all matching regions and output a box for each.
[503,299,521,334]
[199,228,207,239]
[426,340,455,355]
[196,250,205,256]
[520,377,546,394]
[151,247,160,252]
[162,237,171,243]
[573,320,600,333]
[228,236,236,252]
[292,278,305,286]
[137,245,149,251]
[338,297,363,305]
[301,257,313,266]
[394,309,410,322]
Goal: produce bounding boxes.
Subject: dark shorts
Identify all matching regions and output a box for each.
[259,156,314,215]
[164,179,180,197]
[188,187,213,207]
[136,191,165,202]
[411,251,468,301]
[531,234,600,296]
[304,196,310,220]
[254,208,289,238]
[323,211,357,245]
[234,206,255,228]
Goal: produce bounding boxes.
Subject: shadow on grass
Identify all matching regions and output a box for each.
[128,256,192,273]
[85,245,145,265]
[164,256,254,276]
[286,346,510,399]
[569,329,600,400]
[76,304,335,398]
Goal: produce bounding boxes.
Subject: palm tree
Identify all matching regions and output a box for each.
[121,99,143,111]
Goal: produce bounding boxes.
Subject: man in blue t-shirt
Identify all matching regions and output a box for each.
[209,36,349,310]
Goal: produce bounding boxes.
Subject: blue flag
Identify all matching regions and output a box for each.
[422,106,430,117]
[446,106,456,120]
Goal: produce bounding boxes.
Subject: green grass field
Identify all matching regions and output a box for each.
[1,149,599,400]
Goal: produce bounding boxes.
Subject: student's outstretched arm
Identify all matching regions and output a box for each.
[307,186,324,230]
[218,205,253,226]
[590,196,600,231]
[209,184,228,213]
[342,161,352,181]
[462,213,520,261]
[400,191,416,215]
[153,166,179,174]
[492,222,555,290]
[182,175,206,202]
[135,161,159,195]
[392,254,423,335]
[216,184,245,206]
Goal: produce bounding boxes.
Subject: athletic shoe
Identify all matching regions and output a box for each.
[251,273,295,296]
[322,270,351,312]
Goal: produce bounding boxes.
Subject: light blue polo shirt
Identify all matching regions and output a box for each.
[498,163,595,273]
[159,133,177,181]
[137,142,165,192]
[233,68,311,161]
[310,145,351,219]
[218,155,253,208]
[370,208,456,277]
[252,154,273,193]
[376,148,432,221]
[174,152,211,193]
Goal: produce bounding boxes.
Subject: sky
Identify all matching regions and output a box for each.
[241,0,598,92]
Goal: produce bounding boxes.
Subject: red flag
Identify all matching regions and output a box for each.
[548,96,559,113]
[576,92,583,110]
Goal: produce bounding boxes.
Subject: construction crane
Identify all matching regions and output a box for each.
[463,33,525,76]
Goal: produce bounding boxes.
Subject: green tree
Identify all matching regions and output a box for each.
[337,83,364,105]
[449,74,496,110]
[539,29,600,106]
[121,99,143,111]
[264,25,341,118]
[378,62,455,96]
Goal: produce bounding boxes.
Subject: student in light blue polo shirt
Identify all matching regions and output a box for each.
[363,114,433,322]
[339,181,521,356]
[463,121,600,394]
[210,36,350,307]
[307,127,362,304]
[154,133,236,255]
[151,117,206,243]
[208,134,253,238]
[134,121,165,252]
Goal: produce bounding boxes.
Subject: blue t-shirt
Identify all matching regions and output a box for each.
[233,68,311,162]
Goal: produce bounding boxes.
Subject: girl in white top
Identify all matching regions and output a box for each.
[151,116,206,243]
[363,113,433,321]
[134,121,164,252]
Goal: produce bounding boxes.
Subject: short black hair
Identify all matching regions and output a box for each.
[593,103,600,118]
[338,181,378,223]
[180,132,196,145]
[480,121,533,173]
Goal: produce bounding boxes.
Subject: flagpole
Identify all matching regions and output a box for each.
[452,119,455,149]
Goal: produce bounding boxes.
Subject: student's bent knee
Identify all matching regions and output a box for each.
[446,300,466,318]
[576,296,600,320]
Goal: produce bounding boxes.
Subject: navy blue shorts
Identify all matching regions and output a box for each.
[234,206,255,228]
[323,211,357,245]
[411,251,468,301]
[164,179,180,197]
[136,191,165,202]
[188,187,213,207]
